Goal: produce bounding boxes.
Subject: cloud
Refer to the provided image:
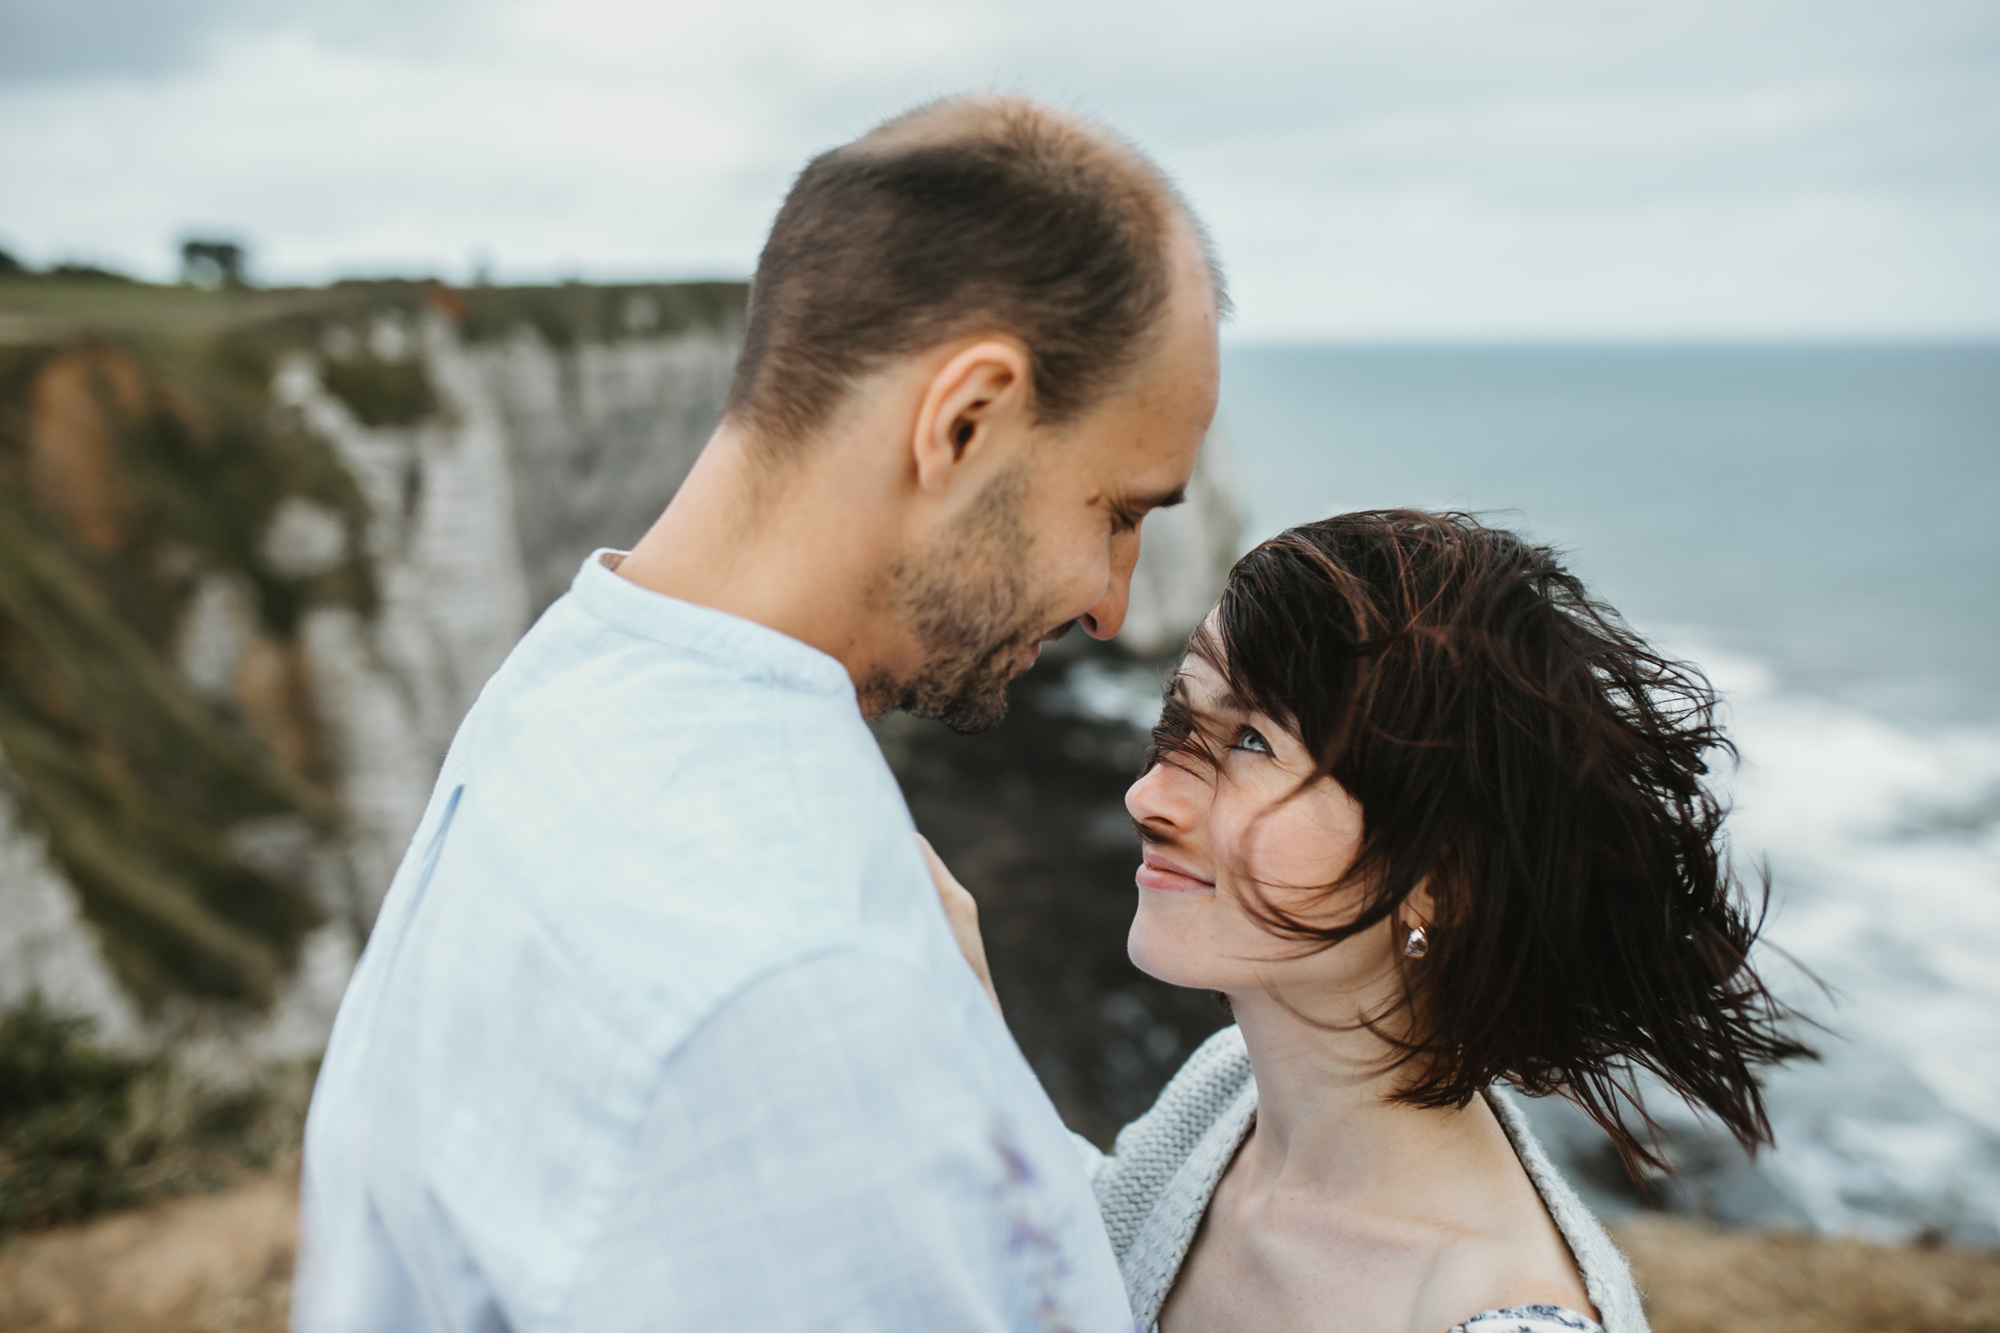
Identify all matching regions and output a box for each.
[1,0,1995,336]
[0,0,215,79]
[0,0,508,81]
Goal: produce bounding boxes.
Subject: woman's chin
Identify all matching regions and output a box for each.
[1127,913,1219,991]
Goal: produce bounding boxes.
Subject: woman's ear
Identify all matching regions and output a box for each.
[910,338,1032,495]
[1404,879,1438,926]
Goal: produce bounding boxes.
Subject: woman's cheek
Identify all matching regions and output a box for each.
[1237,802,1357,900]
[1228,807,1293,885]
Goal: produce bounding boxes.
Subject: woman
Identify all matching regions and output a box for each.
[934,510,1809,1333]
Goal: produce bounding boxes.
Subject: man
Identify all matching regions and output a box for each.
[294,94,1223,1331]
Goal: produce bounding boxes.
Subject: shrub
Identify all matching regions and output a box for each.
[0,997,312,1236]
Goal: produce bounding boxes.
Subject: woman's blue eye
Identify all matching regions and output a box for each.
[1233,727,1273,755]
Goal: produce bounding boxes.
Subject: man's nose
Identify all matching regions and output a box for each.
[1076,536,1141,641]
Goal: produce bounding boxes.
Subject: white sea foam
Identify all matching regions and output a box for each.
[1680,637,2000,1241]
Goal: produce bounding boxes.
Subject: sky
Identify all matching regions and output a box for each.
[2,0,1997,340]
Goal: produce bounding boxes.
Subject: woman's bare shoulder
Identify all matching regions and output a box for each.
[1413,1198,1599,1333]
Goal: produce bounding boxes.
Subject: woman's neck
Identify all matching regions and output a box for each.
[1226,985,1494,1205]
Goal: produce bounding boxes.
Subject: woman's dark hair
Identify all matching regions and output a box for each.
[1148,509,1811,1177]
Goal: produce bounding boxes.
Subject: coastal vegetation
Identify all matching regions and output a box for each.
[0,998,308,1237]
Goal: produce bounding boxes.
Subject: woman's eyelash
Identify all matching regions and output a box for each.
[1147,693,1277,768]
[1233,727,1272,755]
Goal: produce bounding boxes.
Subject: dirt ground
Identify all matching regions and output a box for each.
[3,1174,1997,1333]
[1616,1214,2000,1333]
[0,1176,294,1333]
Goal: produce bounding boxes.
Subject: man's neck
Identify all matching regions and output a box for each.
[613,424,900,695]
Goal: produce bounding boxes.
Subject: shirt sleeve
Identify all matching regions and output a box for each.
[1071,1132,1110,1187]
[558,948,1132,1333]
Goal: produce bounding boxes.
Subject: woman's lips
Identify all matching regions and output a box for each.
[1136,847,1215,893]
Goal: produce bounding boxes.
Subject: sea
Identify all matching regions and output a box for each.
[1148,344,2000,1242]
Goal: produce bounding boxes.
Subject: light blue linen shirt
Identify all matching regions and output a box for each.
[293,551,1134,1333]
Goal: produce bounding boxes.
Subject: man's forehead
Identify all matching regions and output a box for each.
[1092,398,1209,496]
[1104,231,1222,432]
[1066,418,1196,503]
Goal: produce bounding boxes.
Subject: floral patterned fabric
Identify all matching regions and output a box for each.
[1454,1303,1604,1333]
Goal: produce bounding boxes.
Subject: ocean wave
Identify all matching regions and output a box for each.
[1684,638,2000,1241]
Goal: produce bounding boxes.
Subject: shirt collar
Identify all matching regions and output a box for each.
[569,549,857,701]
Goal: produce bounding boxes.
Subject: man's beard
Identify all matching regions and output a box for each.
[869,463,1064,735]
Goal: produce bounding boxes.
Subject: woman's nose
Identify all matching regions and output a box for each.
[1125,758,1198,833]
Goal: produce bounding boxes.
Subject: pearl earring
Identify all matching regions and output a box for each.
[1403,924,1429,958]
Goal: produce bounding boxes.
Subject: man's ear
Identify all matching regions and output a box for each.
[910,338,1032,496]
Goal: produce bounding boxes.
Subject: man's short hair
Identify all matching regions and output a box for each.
[725,96,1216,453]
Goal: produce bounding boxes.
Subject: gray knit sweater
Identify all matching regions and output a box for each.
[1082,1026,1649,1333]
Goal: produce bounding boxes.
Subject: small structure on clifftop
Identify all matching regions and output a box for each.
[180,238,248,289]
